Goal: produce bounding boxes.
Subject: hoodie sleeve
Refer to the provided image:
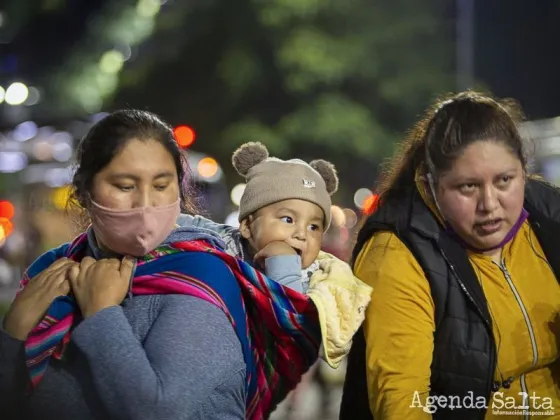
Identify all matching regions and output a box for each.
[354,231,435,419]
[0,328,27,419]
[0,242,71,418]
[264,255,305,293]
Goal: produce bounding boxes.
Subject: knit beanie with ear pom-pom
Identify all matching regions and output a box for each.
[232,142,339,228]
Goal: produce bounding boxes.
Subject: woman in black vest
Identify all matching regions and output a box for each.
[340,91,560,419]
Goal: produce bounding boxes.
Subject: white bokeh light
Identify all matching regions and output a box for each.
[230,183,246,207]
[5,82,29,105]
[353,187,373,209]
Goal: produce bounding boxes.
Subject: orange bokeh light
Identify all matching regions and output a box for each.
[173,125,196,148]
[197,157,219,178]
[0,217,13,241]
[362,194,379,215]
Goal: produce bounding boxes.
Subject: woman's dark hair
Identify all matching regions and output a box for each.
[376,90,527,205]
[68,109,198,226]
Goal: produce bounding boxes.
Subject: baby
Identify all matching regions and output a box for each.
[178,142,372,367]
[181,141,338,293]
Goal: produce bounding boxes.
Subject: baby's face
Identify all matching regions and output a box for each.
[242,199,325,269]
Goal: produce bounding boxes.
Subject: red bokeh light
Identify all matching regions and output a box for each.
[0,200,15,219]
[173,125,196,148]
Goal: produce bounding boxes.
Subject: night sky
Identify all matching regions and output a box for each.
[1,0,559,121]
[475,0,560,119]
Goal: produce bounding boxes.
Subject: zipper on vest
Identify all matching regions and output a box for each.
[496,260,539,368]
[496,260,538,420]
[439,249,497,401]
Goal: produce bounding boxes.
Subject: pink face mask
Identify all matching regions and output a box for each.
[89,199,181,257]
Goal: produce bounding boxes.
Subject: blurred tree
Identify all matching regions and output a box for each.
[112,0,454,201]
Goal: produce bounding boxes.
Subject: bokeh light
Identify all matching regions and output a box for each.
[197,157,219,179]
[173,125,196,148]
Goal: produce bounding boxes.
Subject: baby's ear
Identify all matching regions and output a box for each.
[310,159,339,195]
[239,218,252,240]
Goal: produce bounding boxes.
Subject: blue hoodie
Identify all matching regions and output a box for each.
[0,226,247,420]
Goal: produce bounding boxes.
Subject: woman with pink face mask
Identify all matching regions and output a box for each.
[0,110,322,420]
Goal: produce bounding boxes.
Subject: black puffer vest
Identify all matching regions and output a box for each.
[339,179,560,420]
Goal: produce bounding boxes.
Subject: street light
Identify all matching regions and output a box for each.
[5,82,29,105]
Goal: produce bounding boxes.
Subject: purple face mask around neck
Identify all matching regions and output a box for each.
[446,208,529,253]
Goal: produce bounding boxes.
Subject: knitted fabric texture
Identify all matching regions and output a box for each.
[232,142,338,228]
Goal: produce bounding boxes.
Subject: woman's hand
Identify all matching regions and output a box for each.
[3,258,76,340]
[68,256,135,318]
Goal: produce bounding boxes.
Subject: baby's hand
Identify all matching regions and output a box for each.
[253,241,298,267]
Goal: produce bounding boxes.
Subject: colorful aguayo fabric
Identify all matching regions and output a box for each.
[20,232,321,419]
